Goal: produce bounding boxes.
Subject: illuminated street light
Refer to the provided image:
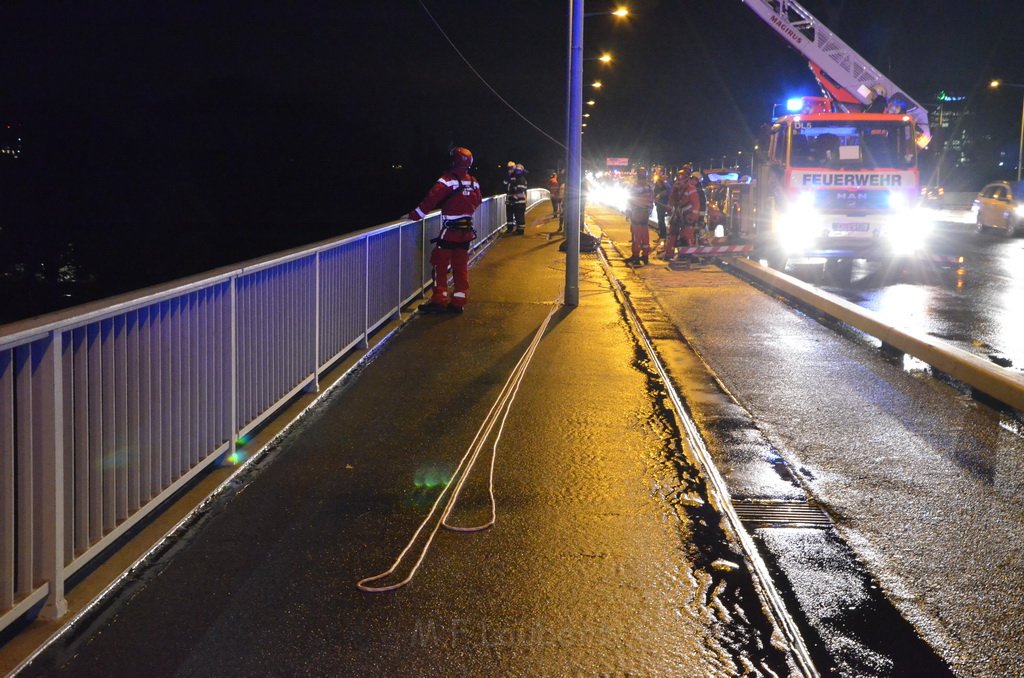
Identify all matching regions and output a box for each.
[583,113,591,118]
[990,79,1024,181]
[585,7,630,18]
[586,100,596,106]
[591,80,602,88]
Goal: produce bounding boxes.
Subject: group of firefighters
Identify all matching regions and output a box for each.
[402,146,723,315]
[625,164,709,266]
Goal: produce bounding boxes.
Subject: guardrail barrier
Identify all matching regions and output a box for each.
[0,189,547,633]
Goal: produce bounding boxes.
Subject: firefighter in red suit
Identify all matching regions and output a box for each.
[625,166,655,266]
[662,166,701,260]
[406,147,483,314]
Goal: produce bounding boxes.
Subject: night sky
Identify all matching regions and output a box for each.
[0,1,1022,320]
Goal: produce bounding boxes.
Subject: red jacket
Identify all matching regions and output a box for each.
[409,170,482,221]
[548,175,560,196]
[669,178,701,223]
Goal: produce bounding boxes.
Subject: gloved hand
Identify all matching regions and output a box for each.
[406,211,421,222]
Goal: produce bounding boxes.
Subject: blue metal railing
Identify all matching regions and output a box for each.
[0,189,547,633]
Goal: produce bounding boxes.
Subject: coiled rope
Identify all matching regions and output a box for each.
[357,296,562,592]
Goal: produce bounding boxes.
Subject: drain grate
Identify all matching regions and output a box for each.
[732,499,833,529]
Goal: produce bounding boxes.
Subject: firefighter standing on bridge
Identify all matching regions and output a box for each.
[625,166,655,266]
[662,166,701,260]
[405,147,483,314]
[504,163,528,234]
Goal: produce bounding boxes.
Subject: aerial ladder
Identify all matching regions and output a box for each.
[741,0,931,147]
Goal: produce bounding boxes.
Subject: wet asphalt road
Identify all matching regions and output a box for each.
[20,211,794,677]
[594,206,1024,678]
[791,222,1024,371]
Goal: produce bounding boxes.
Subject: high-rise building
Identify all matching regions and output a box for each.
[924,91,979,189]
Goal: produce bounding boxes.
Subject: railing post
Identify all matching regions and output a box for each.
[421,219,428,295]
[361,238,370,349]
[395,227,402,319]
[39,330,68,619]
[229,275,238,457]
[305,253,320,393]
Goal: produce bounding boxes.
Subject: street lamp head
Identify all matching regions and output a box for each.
[613,8,629,17]
[599,53,612,63]
[991,79,1002,89]
[592,81,602,88]
[587,100,596,106]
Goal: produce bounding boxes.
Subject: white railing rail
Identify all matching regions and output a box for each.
[0,189,547,633]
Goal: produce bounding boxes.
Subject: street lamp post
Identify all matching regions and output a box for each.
[564,4,627,307]
[990,80,1024,182]
[564,0,584,306]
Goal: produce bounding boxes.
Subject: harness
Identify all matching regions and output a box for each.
[431,176,477,248]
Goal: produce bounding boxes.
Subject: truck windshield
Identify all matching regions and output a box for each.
[788,120,915,170]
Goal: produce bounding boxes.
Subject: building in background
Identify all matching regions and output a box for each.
[924,91,975,191]
[0,122,21,159]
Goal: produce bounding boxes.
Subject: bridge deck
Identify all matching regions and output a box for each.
[13,206,792,676]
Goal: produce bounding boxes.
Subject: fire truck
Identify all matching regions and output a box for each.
[740,0,935,276]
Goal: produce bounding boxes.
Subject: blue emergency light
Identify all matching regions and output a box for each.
[786,97,805,112]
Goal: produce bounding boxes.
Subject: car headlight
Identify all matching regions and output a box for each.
[1015,204,1024,218]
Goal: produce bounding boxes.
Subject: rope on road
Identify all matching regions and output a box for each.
[356,295,562,592]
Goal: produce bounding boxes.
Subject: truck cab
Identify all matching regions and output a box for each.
[752,106,931,271]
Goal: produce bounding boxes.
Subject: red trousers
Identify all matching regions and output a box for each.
[429,244,470,308]
[630,220,652,258]
[663,220,696,258]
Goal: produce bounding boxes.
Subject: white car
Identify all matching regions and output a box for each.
[974,181,1024,236]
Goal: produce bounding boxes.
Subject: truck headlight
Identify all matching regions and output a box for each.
[778,192,824,252]
[1015,204,1024,218]
[883,207,933,254]
[888,192,909,211]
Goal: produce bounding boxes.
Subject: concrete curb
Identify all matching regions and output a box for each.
[730,256,1024,412]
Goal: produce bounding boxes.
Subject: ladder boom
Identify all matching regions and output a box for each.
[741,0,931,145]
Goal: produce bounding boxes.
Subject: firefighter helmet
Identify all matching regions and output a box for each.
[450,147,474,169]
[515,163,525,173]
[690,171,703,180]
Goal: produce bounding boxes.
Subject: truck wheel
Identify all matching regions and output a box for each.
[766,250,787,271]
[824,257,854,284]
